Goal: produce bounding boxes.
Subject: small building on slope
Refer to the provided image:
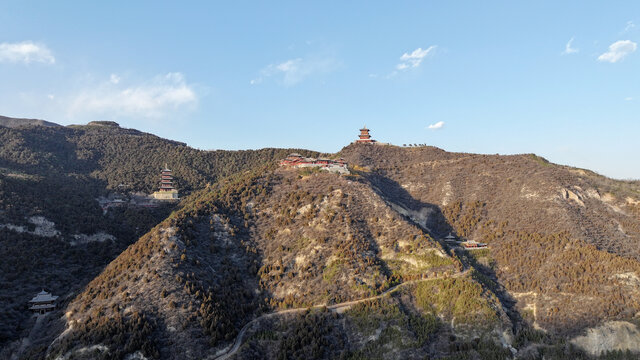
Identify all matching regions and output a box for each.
[460,240,488,250]
[444,233,458,243]
[28,290,58,314]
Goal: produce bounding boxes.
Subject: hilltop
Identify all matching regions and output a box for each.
[0,116,60,129]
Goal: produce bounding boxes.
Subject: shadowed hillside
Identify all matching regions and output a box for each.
[0,121,318,354]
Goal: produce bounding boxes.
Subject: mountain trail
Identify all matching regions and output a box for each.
[211,270,469,360]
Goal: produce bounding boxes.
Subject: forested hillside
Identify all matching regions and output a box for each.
[3,118,640,360]
[341,144,640,336]
[43,166,513,360]
[0,118,317,354]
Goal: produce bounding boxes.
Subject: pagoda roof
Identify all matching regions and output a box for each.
[29,290,58,303]
[29,304,56,310]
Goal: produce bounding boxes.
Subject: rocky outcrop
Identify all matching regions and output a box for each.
[570,321,640,356]
[561,187,585,207]
[0,216,60,237]
[70,232,116,245]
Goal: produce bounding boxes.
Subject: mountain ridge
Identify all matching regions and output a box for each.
[0,116,60,129]
[1,122,640,359]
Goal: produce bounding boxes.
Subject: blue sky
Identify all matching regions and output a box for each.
[1,1,639,179]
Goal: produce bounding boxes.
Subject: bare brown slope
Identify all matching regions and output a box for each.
[341,143,640,333]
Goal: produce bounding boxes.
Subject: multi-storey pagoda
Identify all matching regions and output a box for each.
[152,165,179,200]
[29,290,58,314]
[160,167,174,191]
[356,126,376,143]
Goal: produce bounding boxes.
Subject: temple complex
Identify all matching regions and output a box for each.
[28,290,58,314]
[152,166,179,200]
[355,126,376,143]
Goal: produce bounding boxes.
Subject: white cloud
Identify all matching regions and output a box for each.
[563,37,579,55]
[0,41,55,64]
[427,121,445,130]
[47,94,54,100]
[597,40,637,63]
[251,57,338,86]
[625,97,633,101]
[397,46,436,70]
[68,72,197,118]
[109,74,121,84]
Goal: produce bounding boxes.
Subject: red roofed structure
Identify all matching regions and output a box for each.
[356,126,376,143]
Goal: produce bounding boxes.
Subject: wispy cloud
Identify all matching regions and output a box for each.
[251,57,339,86]
[67,72,197,119]
[623,21,636,33]
[625,97,633,101]
[396,46,436,70]
[0,41,55,64]
[109,74,121,84]
[562,37,579,55]
[427,121,445,130]
[597,40,637,63]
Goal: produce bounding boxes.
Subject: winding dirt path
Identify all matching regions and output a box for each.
[211,270,468,360]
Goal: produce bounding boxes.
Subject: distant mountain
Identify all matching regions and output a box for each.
[0,115,60,129]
